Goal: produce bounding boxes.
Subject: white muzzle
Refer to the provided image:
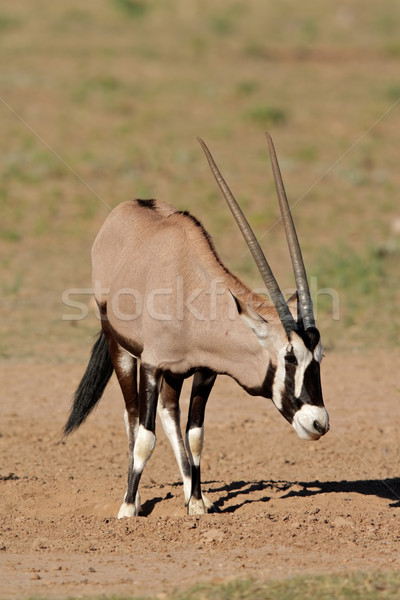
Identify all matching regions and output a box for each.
[292,404,329,440]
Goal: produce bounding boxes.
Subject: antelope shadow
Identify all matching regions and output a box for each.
[280,477,400,507]
[139,477,400,516]
[210,477,400,512]
[140,491,174,516]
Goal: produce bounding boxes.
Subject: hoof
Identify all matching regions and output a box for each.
[117,492,142,519]
[187,497,206,515]
[117,502,137,519]
[202,494,219,513]
[117,492,141,519]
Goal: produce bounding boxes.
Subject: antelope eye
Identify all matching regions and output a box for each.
[285,353,298,366]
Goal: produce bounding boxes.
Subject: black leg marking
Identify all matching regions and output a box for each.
[118,363,160,518]
[186,369,216,515]
[116,352,138,475]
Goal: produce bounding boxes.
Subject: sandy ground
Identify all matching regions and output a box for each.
[1,350,400,598]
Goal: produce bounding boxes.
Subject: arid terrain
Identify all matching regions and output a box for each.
[1,1,400,597]
[1,350,399,597]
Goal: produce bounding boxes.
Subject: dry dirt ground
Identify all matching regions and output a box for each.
[1,350,400,598]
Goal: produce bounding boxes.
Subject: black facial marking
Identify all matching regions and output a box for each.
[279,356,323,425]
[240,361,277,398]
[302,327,320,352]
[300,359,324,407]
[261,361,277,398]
[136,198,157,210]
[285,348,298,366]
[279,365,300,424]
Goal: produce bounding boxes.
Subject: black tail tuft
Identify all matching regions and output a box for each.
[64,331,114,436]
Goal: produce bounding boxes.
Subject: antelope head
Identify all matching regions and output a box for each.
[198,134,329,441]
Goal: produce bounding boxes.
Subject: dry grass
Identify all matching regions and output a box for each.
[1,0,399,362]
[171,572,400,599]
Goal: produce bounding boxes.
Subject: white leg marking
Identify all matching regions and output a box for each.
[183,478,193,506]
[158,406,184,466]
[123,408,130,439]
[186,426,203,467]
[123,408,139,441]
[158,406,191,503]
[133,425,156,471]
[118,350,135,377]
[185,427,216,514]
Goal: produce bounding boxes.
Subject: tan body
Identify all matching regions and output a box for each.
[93,200,284,392]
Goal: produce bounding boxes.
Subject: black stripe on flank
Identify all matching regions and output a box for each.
[136,199,157,210]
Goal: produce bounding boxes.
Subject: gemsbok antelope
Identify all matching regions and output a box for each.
[64,133,329,517]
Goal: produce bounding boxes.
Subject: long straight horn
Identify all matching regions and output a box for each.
[265,132,315,330]
[197,136,296,335]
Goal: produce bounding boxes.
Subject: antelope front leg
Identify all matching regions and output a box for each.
[118,364,160,518]
[186,369,217,515]
[158,374,192,506]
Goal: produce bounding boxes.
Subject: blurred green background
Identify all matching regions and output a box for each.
[1,0,399,363]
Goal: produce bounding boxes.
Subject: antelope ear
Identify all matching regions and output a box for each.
[229,291,269,340]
